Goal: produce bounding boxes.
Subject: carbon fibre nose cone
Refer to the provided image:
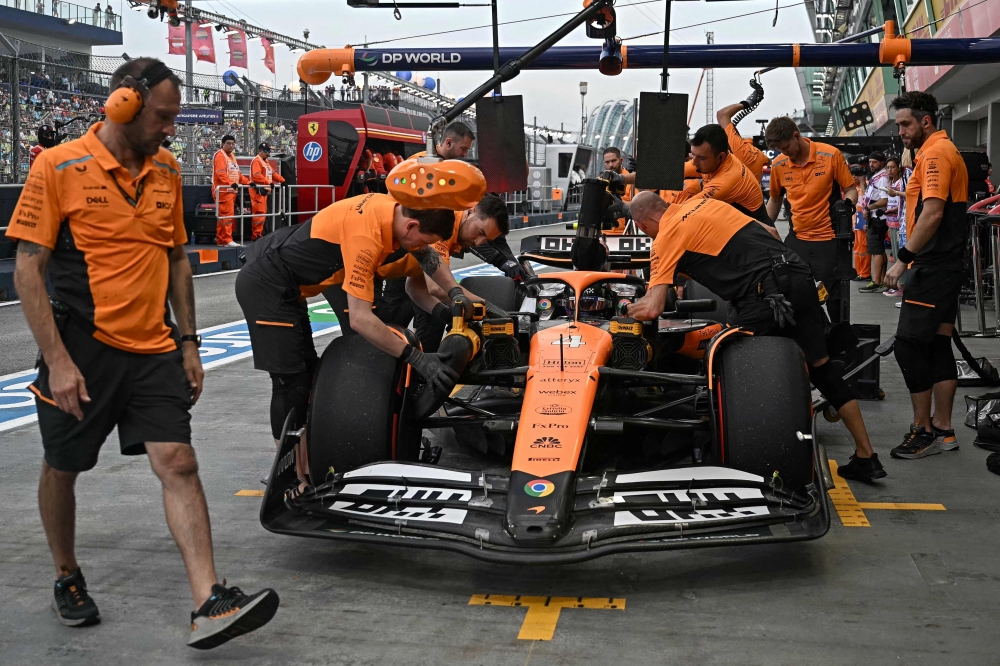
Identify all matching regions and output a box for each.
[504,471,576,543]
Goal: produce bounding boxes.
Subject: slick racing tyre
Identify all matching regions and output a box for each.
[306,333,419,483]
[716,336,814,493]
[461,275,520,313]
[684,279,729,325]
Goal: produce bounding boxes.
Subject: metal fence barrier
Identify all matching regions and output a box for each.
[212,184,335,245]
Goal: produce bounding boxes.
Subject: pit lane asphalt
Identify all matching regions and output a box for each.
[2,223,999,665]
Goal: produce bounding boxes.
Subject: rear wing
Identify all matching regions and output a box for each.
[518,234,652,270]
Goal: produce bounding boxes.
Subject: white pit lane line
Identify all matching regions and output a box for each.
[0,260,520,433]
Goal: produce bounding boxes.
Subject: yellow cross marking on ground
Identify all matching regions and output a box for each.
[235,489,265,497]
[468,595,625,640]
[827,460,945,527]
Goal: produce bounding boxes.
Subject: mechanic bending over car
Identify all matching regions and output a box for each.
[765,117,858,324]
[626,192,886,481]
[687,123,771,224]
[884,91,968,460]
[9,57,278,648]
[236,192,470,480]
[326,194,515,352]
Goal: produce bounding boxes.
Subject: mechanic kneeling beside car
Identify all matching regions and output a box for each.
[626,191,886,481]
[236,192,474,482]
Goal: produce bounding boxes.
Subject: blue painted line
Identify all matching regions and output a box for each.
[0,260,549,433]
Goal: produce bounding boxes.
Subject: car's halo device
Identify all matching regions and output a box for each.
[386,158,487,210]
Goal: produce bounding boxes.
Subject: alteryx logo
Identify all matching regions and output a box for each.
[303,142,323,162]
[359,52,378,65]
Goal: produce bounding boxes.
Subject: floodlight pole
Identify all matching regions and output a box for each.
[491,0,501,97]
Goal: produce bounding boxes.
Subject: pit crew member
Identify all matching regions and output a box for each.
[212,134,250,247]
[688,123,770,224]
[627,191,885,481]
[716,91,771,183]
[884,91,968,460]
[9,57,278,648]
[765,117,858,323]
[235,193,467,466]
[249,142,285,241]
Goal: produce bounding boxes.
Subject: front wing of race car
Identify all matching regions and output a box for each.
[260,429,830,564]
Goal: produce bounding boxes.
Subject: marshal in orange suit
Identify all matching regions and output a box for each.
[249,142,285,241]
[213,134,250,247]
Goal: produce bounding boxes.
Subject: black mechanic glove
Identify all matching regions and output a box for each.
[432,302,452,325]
[831,199,853,218]
[763,293,796,329]
[624,156,637,172]
[742,81,764,109]
[400,344,459,395]
[448,286,474,320]
[499,259,525,281]
[601,170,626,195]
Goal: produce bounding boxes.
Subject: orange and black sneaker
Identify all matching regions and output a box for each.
[932,425,959,452]
[52,568,100,627]
[187,582,279,650]
[890,425,939,459]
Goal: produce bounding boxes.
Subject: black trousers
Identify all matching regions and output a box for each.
[783,233,845,324]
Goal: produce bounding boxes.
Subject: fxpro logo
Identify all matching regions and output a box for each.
[380,52,462,65]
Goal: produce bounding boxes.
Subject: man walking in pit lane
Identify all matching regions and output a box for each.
[765,117,858,324]
[8,57,278,648]
[883,91,968,459]
[213,134,250,247]
[325,194,514,352]
[626,192,885,480]
[249,142,285,241]
[687,123,771,224]
[236,192,474,482]
[859,151,892,293]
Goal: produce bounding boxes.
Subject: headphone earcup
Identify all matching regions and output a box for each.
[105,87,143,124]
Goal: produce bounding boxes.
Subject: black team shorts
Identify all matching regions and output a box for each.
[32,317,192,473]
[235,267,317,374]
[897,265,964,341]
[866,216,889,256]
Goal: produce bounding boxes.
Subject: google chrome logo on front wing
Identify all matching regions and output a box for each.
[524,479,554,498]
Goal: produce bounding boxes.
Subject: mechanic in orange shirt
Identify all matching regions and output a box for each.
[716,89,770,183]
[410,121,475,160]
[212,134,249,247]
[625,192,884,481]
[688,123,770,224]
[765,117,858,323]
[8,57,277,646]
[236,193,473,462]
[249,142,285,241]
[883,91,969,461]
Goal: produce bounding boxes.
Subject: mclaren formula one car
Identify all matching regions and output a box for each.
[261,224,833,563]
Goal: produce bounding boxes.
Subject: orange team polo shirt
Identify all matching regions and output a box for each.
[724,123,769,182]
[769,139,854,241]
[8,122,187,353]
[658,177,703,205]
[905,130,968,240]
[648,198,753,288]
[428,210,467,265]
[693,153,763,212]
[297,193,399,299]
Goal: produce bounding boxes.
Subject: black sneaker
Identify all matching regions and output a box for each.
[188,583,279,650]
[858,281,887,293]
[890,425,939,459]
[52,568,100,627]
[932,425,959,451]
[837,453,887,481]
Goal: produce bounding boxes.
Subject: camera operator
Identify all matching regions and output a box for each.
[884,91,969,460]
[764,117,858,323]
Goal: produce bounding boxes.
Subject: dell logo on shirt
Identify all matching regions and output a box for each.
[302,142,323,162]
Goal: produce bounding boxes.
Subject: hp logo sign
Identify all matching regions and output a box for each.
[302,141,323,162]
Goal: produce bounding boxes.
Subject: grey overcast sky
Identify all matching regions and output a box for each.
[99,0,816,134]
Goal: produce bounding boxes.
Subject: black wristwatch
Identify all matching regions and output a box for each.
[180,334,202,348]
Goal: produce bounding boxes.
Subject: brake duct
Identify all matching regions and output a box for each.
[298,21,991,84]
